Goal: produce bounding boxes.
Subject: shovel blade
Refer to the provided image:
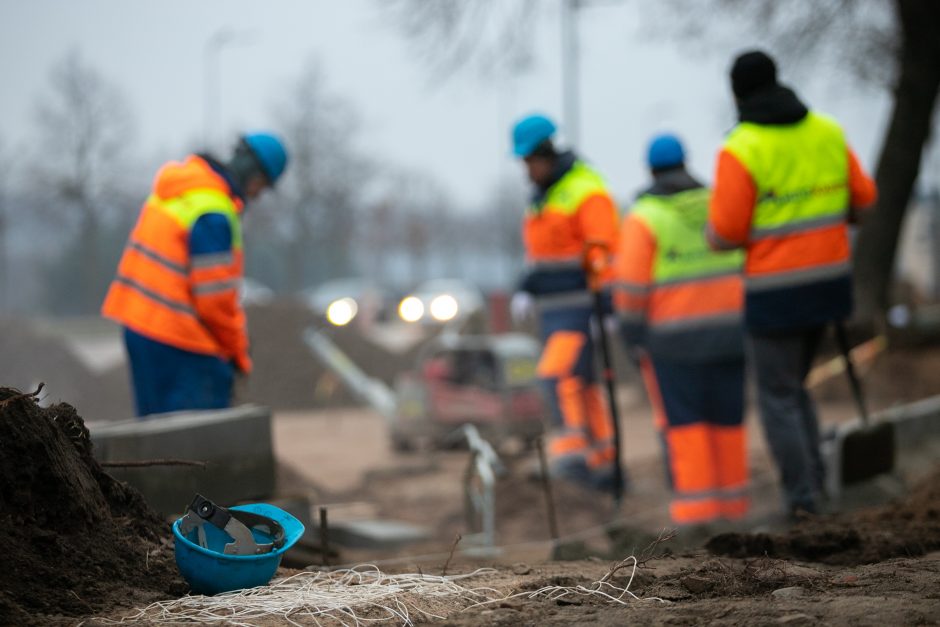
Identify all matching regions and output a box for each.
[839,421,896,486]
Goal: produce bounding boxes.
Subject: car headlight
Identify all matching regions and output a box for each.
[398,296,424,322]
[429,294,459,322]
[326,297,358,326]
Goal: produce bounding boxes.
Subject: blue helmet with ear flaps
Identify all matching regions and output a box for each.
[173,495,305,595]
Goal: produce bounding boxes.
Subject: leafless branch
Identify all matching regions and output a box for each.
[376,0,541,82]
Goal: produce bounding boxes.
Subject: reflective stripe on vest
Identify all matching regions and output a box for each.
[631,189,743,334]
[724,112,850,289]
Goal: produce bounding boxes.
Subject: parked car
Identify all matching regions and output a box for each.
[301,277,391,327]
[240,278,275,306]
[397,278,485,325]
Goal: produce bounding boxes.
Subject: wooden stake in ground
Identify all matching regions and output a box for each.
[319,507,330,568]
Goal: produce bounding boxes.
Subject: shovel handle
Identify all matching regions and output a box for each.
[834,322,870,426]
[592,289,624,505]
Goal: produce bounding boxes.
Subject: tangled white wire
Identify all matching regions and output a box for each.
[92,558,664,626]
[470,555,668,610]
[95,566,501,627]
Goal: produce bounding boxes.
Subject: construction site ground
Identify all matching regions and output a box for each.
[3,303,939,625]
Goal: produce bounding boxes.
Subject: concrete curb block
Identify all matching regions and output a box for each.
[89,404,275,516]
[823,393,940,501]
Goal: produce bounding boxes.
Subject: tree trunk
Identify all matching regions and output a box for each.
[853,0,940,323]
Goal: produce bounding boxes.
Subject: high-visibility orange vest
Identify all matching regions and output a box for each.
[722,112,853,329]
[522,160,619,312]
[615,187,744,362]
[101,156,250,369]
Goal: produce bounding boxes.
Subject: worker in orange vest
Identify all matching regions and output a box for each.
[615,133,748,526]
[707,50,877,518]
[509,113,620,491]
[102,132,288,417]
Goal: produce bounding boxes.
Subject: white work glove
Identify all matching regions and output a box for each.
[510,291,535,324]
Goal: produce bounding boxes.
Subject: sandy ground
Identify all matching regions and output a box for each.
[269,388,871,569]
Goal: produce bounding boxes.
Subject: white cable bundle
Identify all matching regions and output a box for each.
[97,565,501,626]
[93,557,666,626]
[471,556,669,608]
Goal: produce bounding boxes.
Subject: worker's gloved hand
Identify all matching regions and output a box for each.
[234,353,253,376]
[583,244,609,292]
[510,291,535,325]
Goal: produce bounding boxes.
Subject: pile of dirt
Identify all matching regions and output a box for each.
[706,467,940,565]
[0,319,132,422]
[0,386,182,624]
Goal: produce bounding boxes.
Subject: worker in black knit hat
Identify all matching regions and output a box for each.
[705,49,878,521]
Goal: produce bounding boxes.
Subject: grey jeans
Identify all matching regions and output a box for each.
[748,327,826,513]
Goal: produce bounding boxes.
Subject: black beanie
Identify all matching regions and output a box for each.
[730,50,778,100]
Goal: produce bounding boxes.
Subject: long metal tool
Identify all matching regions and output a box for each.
[833,321,895,485]
[591,289,625,505]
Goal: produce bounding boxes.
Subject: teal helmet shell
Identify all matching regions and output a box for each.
[511,114,557,158]
[173,502,305,595]
[243,132,289,185]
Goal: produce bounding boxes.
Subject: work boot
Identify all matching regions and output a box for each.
[589,465,629,495]
[549,456,593,488]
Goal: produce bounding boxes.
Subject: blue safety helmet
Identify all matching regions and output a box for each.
[647,133,685,170]
[173,495,305,595]
[511,114,557,158]
[243,132,289,185]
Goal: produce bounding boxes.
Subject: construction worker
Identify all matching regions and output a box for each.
[614,133,748,526]
[509,113,619,490]
[102,132,289,417]
[706,50,877,518]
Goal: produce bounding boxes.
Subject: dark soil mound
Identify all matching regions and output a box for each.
[0,386,182,624]
[706,467,940,565]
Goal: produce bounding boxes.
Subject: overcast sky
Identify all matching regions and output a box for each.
[0,0,914,206]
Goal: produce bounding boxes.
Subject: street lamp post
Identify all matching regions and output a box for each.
[560,0,620,147]
[203,29,255,151]
[561,0,581,147]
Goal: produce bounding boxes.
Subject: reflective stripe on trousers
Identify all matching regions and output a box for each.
[643,359,749,524]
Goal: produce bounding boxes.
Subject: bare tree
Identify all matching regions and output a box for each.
[479,176,528,287]
[29,52,135,313]
[270,61,370,292]
[378,0,539,80]
[0,137,10,313]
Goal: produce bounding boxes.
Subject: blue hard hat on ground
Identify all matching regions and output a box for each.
[647,133,685,170]
[173,496,305,595]
[511,114,557,158]
[243,132,289,185]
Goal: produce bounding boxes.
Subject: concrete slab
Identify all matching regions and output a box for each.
[319,519,431,549]
[89,404,275,516]
[823,393,940,503]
